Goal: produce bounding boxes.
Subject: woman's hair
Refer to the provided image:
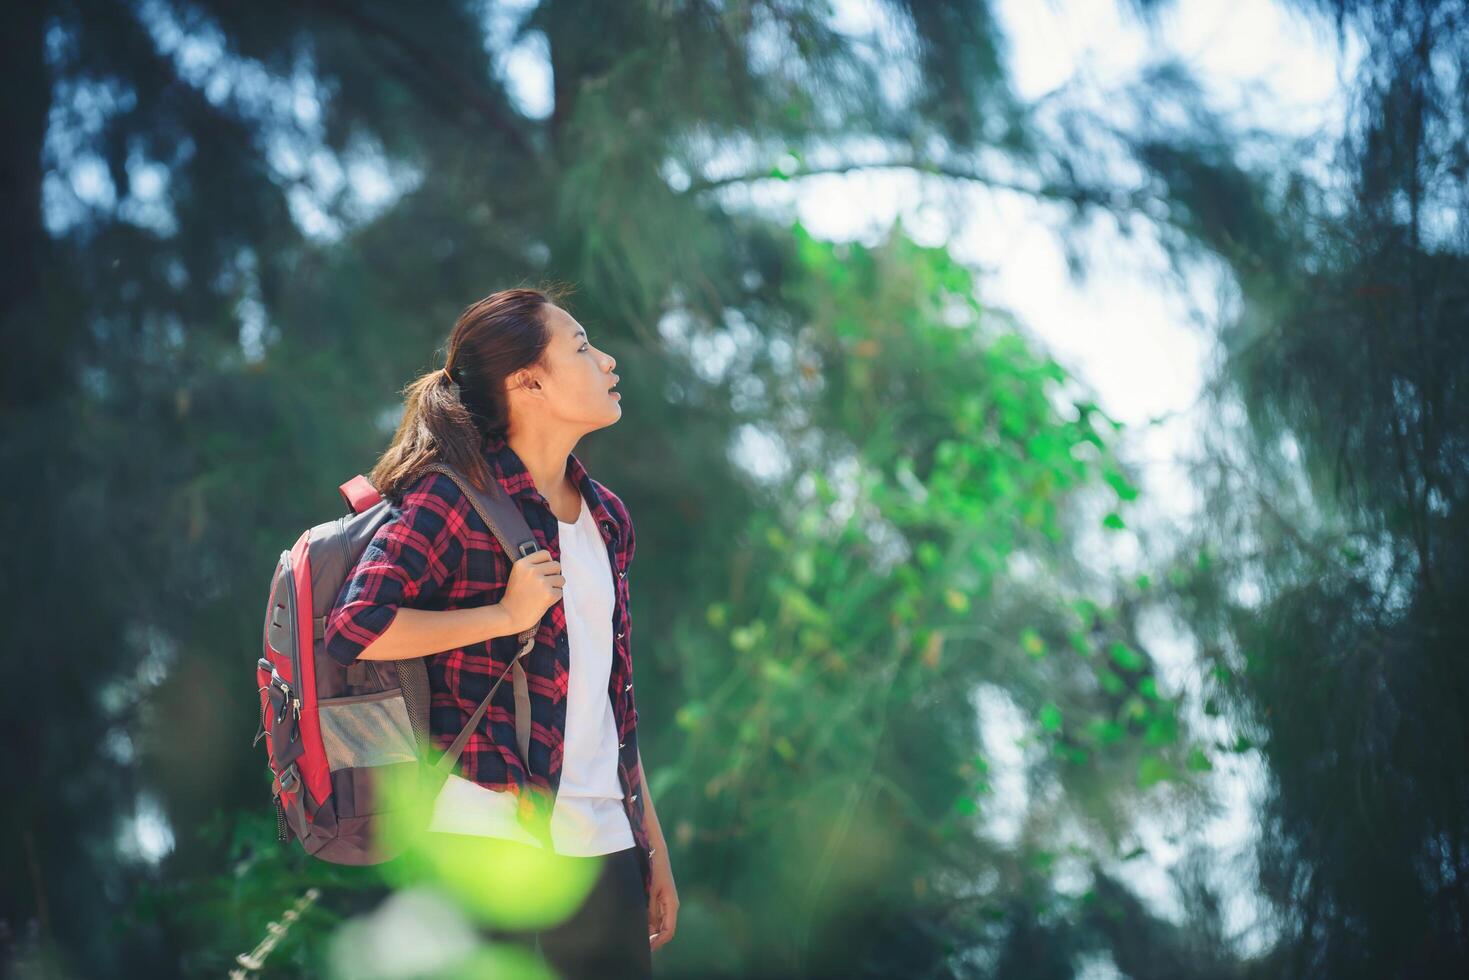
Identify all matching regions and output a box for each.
[369,284,570,498]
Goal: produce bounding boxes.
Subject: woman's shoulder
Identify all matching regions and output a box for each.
[396,466,525,563]
[392,467,468,509]
[385,468,478,543]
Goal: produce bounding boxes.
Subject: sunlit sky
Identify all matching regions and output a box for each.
[83,0,1361,964]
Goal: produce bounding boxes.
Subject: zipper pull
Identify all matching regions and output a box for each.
[274,795,290,843]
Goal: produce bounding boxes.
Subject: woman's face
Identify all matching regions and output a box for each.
[516,303,621,430]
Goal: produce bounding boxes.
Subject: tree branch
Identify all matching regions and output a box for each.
[682,156,1152,215]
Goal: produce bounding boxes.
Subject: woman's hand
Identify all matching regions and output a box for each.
[500,549,563,633]
[647,848,679,953]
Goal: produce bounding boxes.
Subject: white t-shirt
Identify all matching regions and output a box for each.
[427,491,635,856]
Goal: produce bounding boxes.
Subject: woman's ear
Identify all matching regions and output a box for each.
[509,368,540,393]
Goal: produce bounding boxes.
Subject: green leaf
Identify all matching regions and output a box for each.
[1144,715,1178,746]
[1185,747,1213,772]
[1102,511,1126,530]
[1138,755,1174,788]
[674,702,708,731]
[759,658,796,687]
[791,550,815,586]
[1108,642,1145,671]
[1103,468,1140,501]
[1088,718,1125,744]
[1039,702,1063,732]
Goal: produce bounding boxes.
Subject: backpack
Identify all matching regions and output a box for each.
[254,461,541,864]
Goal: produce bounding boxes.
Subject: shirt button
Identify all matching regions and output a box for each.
[619,570,625,578]
[619,741,626,749]
[631,793,638,802]
[624,682,632,691]
[616,631,623,639]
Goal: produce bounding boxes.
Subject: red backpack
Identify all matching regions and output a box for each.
[254,462,541,863]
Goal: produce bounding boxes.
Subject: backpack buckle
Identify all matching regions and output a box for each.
[264,665,298,723]
[267,680,291,722]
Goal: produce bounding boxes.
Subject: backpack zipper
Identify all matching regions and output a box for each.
[319,688,404,705]
[273,792,289,842]
[282,550,303,713]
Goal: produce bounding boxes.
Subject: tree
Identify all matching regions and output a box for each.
[1164,1,1469,976]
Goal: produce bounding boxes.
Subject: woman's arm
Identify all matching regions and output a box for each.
[325,472,470,666]
[639,744,679,951]
[325,470,562,665]
[352,603,522,661]
[637,746,667,857]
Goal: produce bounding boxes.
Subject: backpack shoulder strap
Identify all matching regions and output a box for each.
[406,461,541,776]
[421,462,541,565]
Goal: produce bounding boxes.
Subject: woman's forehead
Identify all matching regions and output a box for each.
[544,304,583,337]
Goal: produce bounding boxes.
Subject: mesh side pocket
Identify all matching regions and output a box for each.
[318,690,419,772]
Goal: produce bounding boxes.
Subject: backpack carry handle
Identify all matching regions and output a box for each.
[338,474,382,514]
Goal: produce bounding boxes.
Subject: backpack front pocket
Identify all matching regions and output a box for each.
[317,689,419,771]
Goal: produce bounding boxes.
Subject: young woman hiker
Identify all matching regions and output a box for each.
[321,287,678,978]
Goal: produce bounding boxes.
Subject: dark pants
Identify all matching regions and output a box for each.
[429,832,653,979]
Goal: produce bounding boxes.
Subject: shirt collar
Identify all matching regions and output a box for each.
[480,430,623,542]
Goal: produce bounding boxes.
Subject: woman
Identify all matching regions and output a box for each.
[322,287,678,977]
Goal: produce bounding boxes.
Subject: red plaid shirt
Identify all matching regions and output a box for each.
[324,431,652,895]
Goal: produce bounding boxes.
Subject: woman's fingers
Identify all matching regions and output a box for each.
[648,895,665,950]
[648,893,676,951]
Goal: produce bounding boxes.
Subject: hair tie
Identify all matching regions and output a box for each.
[442,367,455,385]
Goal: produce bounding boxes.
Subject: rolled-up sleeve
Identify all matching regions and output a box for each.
[324,472,467,666]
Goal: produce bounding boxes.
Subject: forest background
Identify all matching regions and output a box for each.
[3,0,1465,977]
